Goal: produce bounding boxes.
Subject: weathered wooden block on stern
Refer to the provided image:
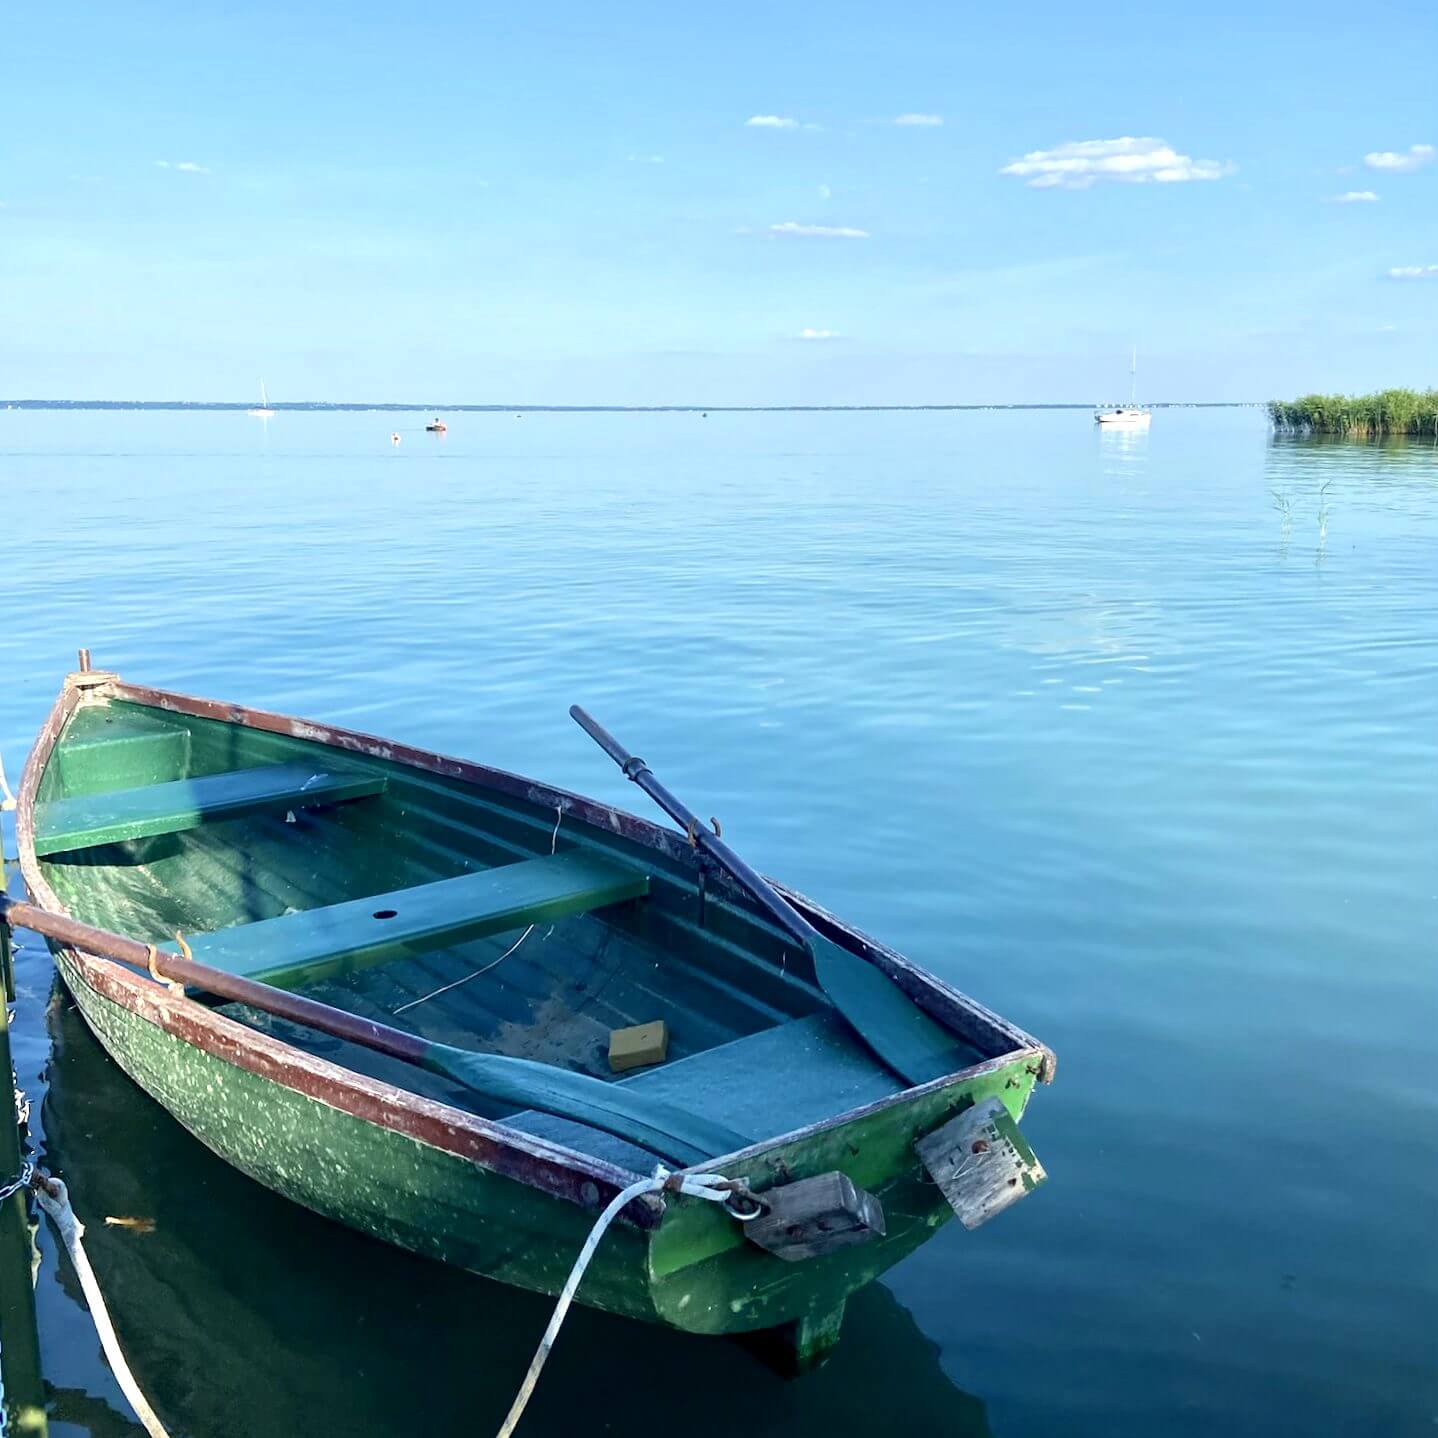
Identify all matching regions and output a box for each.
[744,1171,886,1263]
[915,1096,1046,1229]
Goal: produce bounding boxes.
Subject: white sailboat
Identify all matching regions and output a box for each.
[248,380,276,419]
[1095,349,1151,428]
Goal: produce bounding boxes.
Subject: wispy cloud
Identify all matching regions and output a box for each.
[893,113,943,127]
[769,220,869,238]
[1001,136,1233,189]
[1364,144,1434,172]
[1327,190,1378,203]
[818,183,832,200]
[1387,264,1438,280]
[797,327,841,340]
[155,160,210,174]
[746,115,799,129]
[627,153,664,164]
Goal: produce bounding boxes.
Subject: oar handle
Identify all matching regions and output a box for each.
[568,705,815,948]
[568,706,640,776]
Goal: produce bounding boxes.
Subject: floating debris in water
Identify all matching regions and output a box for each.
[104,1215,157,1234]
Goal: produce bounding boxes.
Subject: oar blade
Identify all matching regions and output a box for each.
[811,936,969,1087]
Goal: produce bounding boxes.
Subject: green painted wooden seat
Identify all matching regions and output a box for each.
[171,852,650,989]
[33,762,387,857]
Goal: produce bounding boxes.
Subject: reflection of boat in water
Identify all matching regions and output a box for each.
[247,380,276,419]
[425,417,448,433]
[1095,349,1151,428]
[39,962,996,1434]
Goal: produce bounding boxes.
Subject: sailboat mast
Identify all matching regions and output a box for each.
[1130,347,1136,407]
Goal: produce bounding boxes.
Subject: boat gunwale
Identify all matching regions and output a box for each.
[16,674,1054,1230]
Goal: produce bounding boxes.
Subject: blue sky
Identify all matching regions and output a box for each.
[4,0,1436,404]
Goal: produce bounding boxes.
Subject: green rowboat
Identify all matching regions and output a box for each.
[15,666,1053,1371]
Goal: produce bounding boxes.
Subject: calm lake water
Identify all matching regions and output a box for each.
[3,408,1435,1437]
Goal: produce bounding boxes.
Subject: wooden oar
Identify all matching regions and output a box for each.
[569,706,967,1086]
[0,896,748,1167]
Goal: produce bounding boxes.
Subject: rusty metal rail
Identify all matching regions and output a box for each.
[0,894,436,1068]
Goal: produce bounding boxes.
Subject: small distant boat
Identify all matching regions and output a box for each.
[390,432,401,446]
[248,381,276,419]
[425,417,447,434]
[1095,349,1151,428]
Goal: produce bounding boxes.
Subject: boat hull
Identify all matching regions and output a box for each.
[55,942,1041,1363]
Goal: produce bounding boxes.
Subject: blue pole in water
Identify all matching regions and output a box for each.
[0,867,48,1435]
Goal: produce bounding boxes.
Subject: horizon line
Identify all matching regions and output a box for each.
[3,399,1263,413]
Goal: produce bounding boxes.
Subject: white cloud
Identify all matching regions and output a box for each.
[893,113,943,127]
[746,115,799,129]
[156,160,210,174]
[797,328,841,340]
[1327,190,1378,203]
[769,220,869,238]
[1364,144,1434,172]
[627,153,664,164]
[1387,264,1438,280]
[1001,136,1233,189]
[818,183,832,199]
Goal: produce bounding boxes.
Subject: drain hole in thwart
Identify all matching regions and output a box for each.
[372,909,398,920]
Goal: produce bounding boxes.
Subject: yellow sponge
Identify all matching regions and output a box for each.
[609,1020,669,1073]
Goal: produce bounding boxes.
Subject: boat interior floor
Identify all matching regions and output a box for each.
[217,912,908,1167]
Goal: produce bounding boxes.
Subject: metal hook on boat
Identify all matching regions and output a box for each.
[720,1183,766,1222]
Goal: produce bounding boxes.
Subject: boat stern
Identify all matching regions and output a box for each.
[645,1044,1048,1367]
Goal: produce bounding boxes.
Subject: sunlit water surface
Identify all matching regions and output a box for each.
[2,409,1435,1437]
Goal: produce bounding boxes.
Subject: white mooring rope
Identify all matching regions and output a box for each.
[32,1175,173,1438]
[495,1167,755,1438]
[0,745,17,811]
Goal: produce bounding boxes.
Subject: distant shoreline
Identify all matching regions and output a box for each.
[2,400,1260,413]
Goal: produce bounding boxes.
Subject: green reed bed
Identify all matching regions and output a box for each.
[1269,388,1438,437]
